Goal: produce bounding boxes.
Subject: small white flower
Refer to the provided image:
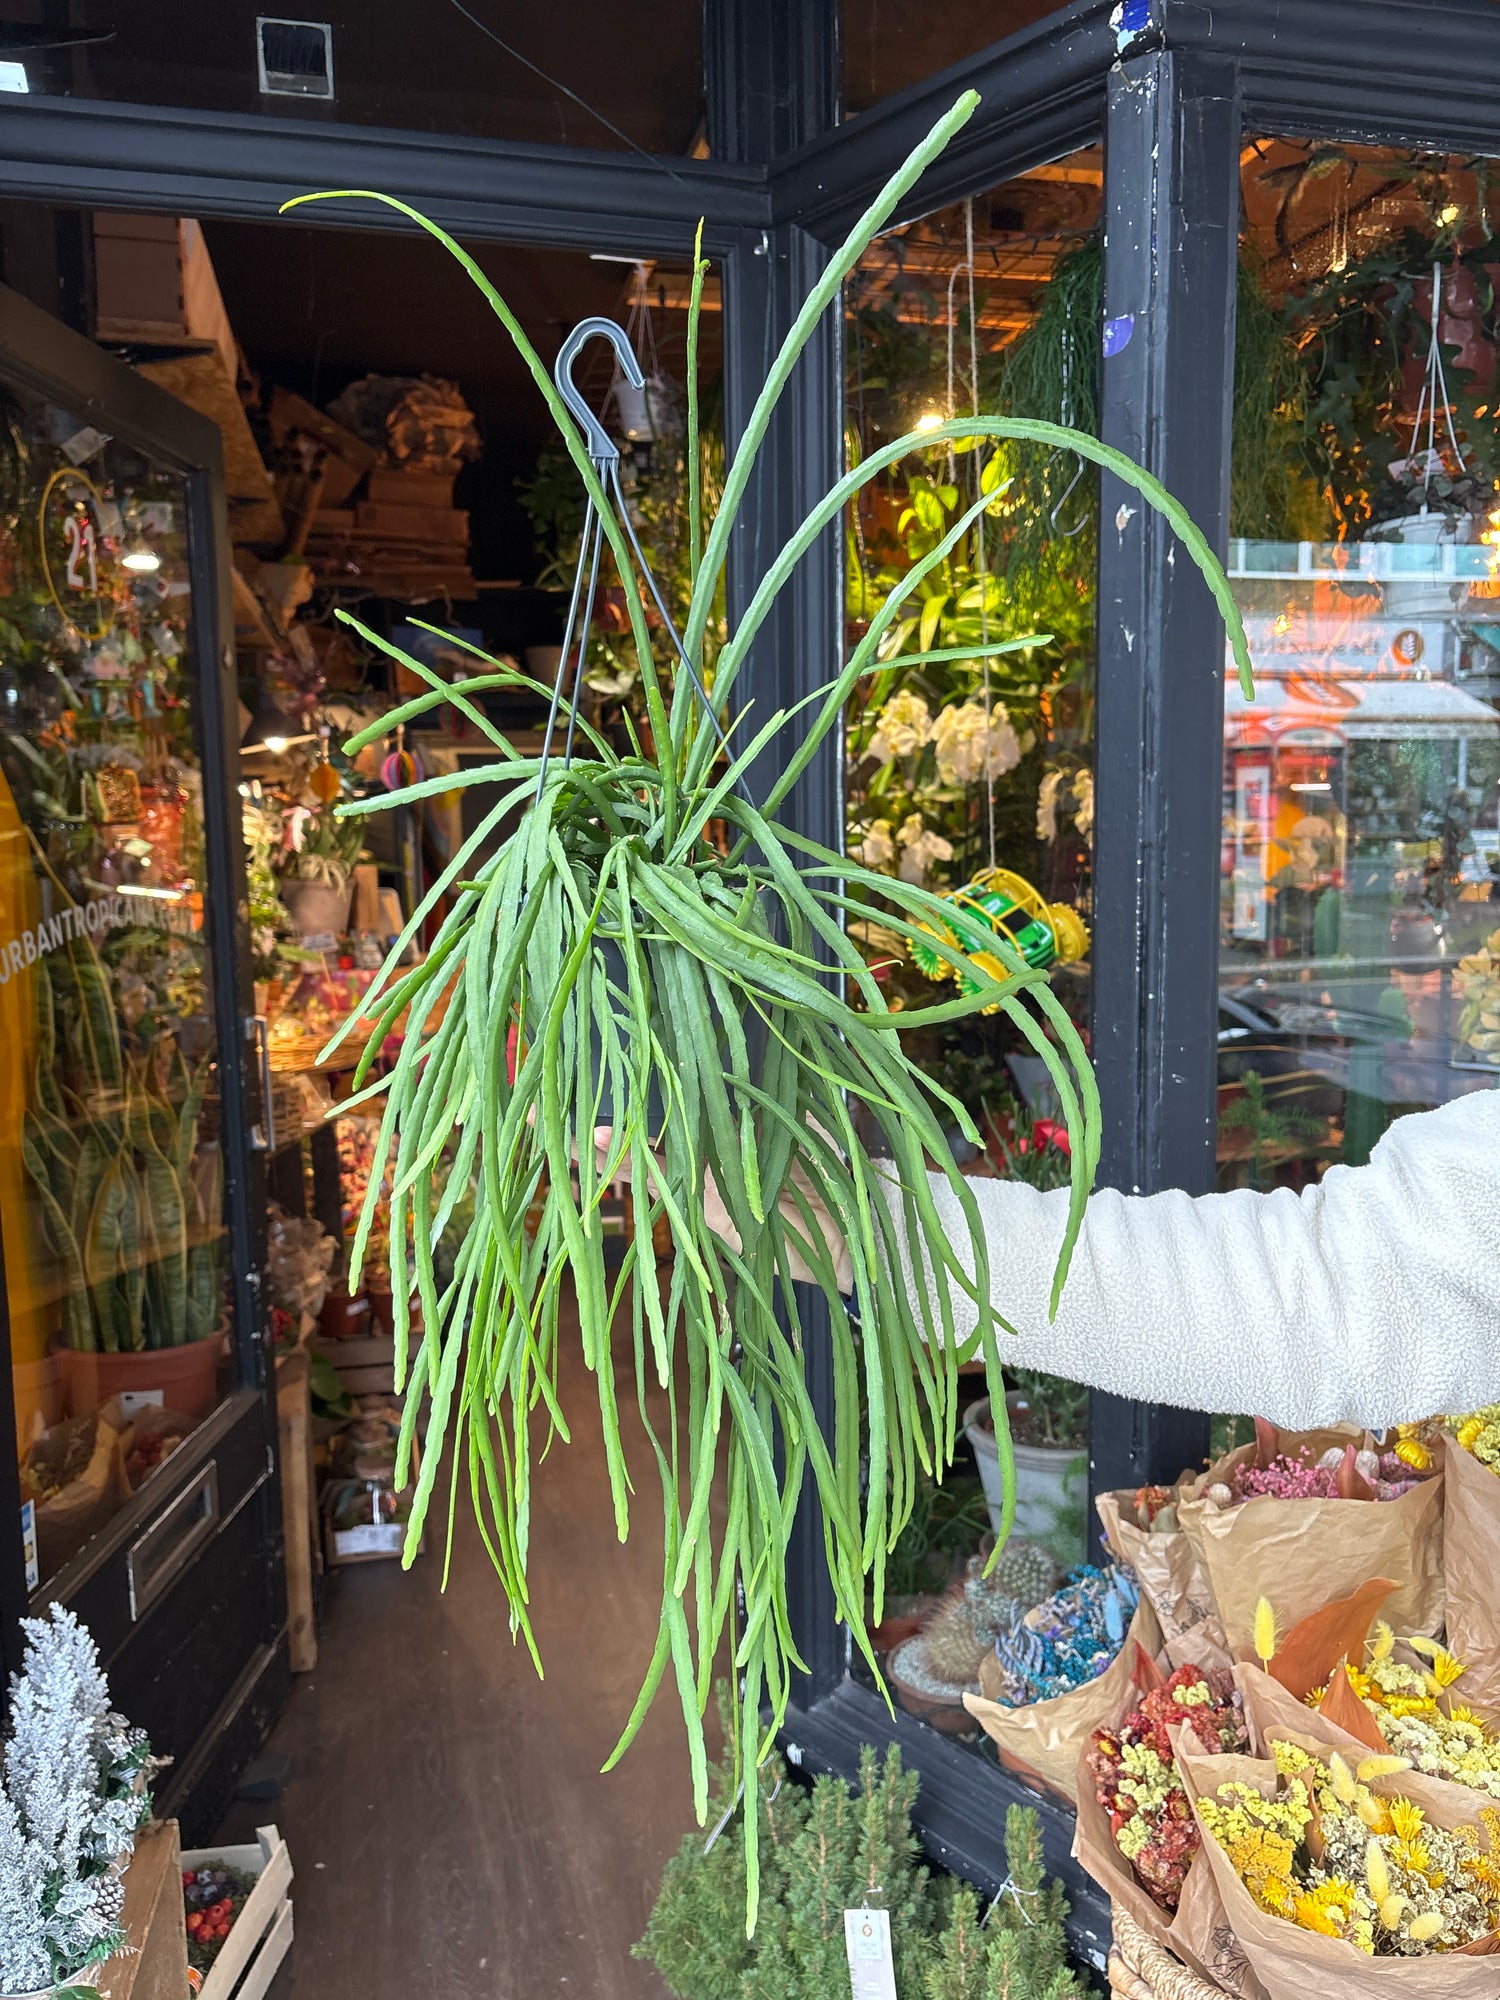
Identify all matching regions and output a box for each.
[851,818,896,871]
[895,813,954,886]
[867,690,933,763]
[1074,769,1095,840]
[1036,769,1063,843]
[931,700,1021,786]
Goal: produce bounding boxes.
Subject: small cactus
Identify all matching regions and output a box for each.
[987,1536,1060,1606]
[918,1594,989,1686]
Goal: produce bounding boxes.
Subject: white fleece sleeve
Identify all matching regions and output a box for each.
[894,1090,1500,1431]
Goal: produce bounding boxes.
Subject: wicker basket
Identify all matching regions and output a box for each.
[1107,1910,1231,2000]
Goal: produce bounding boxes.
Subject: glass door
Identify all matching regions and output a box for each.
[0,286,282,1834]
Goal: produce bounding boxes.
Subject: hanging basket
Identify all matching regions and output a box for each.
[1106,1910,1232,2000]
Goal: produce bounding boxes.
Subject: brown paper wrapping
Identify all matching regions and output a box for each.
[963,1598,1162,1806]
[1173,1728,1500,2000]
[1167,1843,1271,2000]
[1176,1440,1443,1659]
[1236,1659,1500,1825]
[1438,1434,1500,1720]
[1097,1488,1223,1648]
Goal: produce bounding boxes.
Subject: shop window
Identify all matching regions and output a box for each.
[21,2,706,157]
[842,149,1101,1741]
[842,2,1076,118]
[0,389,233,1590]
[1218,139,1500,1193]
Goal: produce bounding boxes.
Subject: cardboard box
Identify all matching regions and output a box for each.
[178,1826,293,2000]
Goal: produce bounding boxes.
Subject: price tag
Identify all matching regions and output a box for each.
[118,1389,165,1417]
[843,1909,897,2000]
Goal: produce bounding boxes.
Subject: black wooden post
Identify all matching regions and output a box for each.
[1089,46,1242,1518]
[705,0,846,1703]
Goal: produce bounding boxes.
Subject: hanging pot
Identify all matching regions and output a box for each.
[1372,509,1466,621]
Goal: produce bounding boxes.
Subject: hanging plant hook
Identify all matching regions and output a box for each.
[552,316,643,465]
[1047,454,1091,538]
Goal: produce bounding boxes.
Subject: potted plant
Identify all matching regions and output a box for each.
[636,1687,1088,1999]
[0,1605,152,2000]
[23,935,224,1421]
[291,89,1253,1920]
[279,802,364,941]
[963,1373,1088,1569]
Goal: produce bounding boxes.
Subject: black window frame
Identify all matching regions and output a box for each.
[1,0,1498,1959]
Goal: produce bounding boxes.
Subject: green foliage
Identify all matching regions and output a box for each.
[886,1468,991,1598]
[288,94,1250,1934]
[636,1701,1086,2000]
[1216,1067,1326,1190]
[1280,229,1500,538]
[21,860,216,1354]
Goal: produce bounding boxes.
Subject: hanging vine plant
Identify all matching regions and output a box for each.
[288,91,1254,1929]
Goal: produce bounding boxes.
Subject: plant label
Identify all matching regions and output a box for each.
[843,1908,897,2000]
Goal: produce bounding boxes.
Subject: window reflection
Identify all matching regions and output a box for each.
[1219,141,1500,1189]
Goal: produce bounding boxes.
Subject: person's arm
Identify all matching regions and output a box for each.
[885,1090,1500,1431]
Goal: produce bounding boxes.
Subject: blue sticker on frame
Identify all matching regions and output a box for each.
[1102,314,1135,359]
[1112,0,1152,41]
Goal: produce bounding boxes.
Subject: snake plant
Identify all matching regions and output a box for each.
[22,869,218,1354]
[291,90,1253,1927]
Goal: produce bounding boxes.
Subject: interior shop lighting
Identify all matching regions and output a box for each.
[1290,781,1333,793]
[121,538,161,574]
[120,883,185,903]
[915,411,945,432]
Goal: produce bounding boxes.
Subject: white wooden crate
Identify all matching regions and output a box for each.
[179,1825,293,2000]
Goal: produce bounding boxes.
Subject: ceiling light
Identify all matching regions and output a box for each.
[1290,781,1332,793]
[121,543,161,574]
[915,411,945,433]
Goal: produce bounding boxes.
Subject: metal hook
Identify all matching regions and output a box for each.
[553,316,643,465]
[1047,452,1090,538]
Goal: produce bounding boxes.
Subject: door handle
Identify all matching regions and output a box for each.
[247,1014,274,1151]
[127,1461,220,1620]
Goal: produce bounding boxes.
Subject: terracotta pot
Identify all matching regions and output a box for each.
[886,1637,979,1735]
[867,1610,927,1653]
[320,1290,372,1340]
[281,877,352,941]
[54,1328,223,1422]
[11,1351,63,1447]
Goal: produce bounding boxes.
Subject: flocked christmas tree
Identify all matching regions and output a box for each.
[0,1606,152,1997]
[636,1688,1087,2000]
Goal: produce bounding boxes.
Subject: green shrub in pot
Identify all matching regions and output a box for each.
[291,89,1253,1924]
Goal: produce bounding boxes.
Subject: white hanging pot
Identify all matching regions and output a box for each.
[1373,509,1464,621]
[612,376,654,442]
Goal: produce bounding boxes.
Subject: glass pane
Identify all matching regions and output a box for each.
[21,5,704,155]
[1220,140,1500,1192]
[843,1,1076,117]
[0,387,232,1590]
[844,150,1102,1747]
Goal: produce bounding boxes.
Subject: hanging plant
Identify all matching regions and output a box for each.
[289,90,1253,1929]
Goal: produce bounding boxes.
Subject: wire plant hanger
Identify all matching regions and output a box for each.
[540,316,729,801]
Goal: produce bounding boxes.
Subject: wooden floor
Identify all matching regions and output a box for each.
[219,1307,707,1999]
